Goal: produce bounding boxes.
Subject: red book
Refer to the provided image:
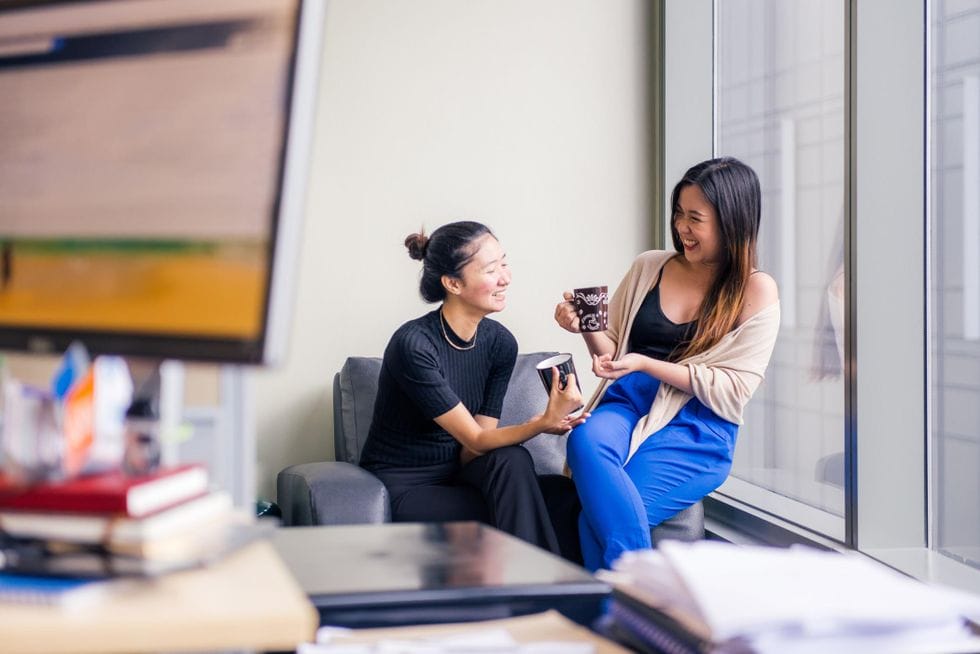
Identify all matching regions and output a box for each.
[0,465,209,517]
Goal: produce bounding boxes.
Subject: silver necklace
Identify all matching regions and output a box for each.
[439,309,478,351]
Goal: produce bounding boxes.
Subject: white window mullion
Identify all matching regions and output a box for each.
[780,118,797,329]
[964,75,979,341]
[852,0,926,551]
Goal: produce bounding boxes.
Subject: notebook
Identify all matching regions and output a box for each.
[0,573,108,609]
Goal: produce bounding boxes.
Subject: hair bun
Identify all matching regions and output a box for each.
[404,231,429,261]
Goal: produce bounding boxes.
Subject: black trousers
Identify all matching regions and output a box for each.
[373,446,582,563]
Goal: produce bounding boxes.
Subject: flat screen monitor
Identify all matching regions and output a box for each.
[0,0,325,365]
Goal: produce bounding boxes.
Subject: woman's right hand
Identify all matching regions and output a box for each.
[541,367,587,432]
[554,291,581,333]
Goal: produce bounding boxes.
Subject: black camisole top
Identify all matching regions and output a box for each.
[628,266,697,361]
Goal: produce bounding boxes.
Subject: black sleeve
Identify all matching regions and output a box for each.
[386,329,461,420]
[478,328,518,419]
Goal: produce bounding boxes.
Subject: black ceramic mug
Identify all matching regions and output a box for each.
[535,353,581,394]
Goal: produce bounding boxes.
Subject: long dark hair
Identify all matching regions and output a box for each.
[405,221,494,302]
[669,157,761,359]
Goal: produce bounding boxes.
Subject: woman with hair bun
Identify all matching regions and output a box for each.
[359,221,586,555]
[554,157,781,571]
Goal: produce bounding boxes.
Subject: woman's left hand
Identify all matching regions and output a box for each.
[592,352,646,380]
[531,411,590,435]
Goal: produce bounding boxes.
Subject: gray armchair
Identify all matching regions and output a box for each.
[276,352,703,545]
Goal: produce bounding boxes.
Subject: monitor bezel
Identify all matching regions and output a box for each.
[0,0,326,366]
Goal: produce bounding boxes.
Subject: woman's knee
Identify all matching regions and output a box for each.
[483,445,535,473]
[605,372,660,412]
[565,425,595,468]
[567,421,620,469]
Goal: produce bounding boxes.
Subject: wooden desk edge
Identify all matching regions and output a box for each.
[0,540,319,654]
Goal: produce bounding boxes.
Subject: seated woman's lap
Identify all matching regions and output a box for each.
[625,398,736,525]
[376,460,489,523]
[566,372,660,490]
[385,446,544,525]
[568,372,735,534]
[567,373,661,462]
[456,445,553,528]
[390,482,491,523]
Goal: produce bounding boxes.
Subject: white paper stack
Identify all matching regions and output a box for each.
[296,611,609,654]
[600,541,980,654]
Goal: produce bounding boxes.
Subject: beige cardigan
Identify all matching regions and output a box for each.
[585,250,781,461]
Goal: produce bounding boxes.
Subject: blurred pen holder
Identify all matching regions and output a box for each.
[122,399,161,476]
[0,355,134,484]
[1,380,63,485]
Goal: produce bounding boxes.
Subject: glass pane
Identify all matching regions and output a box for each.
[931,0,980,571]
[715,0,846,537]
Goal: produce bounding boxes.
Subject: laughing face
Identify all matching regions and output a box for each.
[673,184,723,267]
[455,234,511,314]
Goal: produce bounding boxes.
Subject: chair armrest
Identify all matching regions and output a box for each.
[276,462,391,526]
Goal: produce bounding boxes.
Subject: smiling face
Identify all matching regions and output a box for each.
[672,184,723,267]
[450,234,511,315]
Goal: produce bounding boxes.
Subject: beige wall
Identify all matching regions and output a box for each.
[252,0,657,499]
[0,1,657,503]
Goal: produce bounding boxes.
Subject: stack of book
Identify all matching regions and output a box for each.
[0,464,255,579]
[597,541,980,654]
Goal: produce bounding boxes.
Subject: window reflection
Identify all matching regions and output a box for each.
[715,0,846,535]
[931,0,980,571]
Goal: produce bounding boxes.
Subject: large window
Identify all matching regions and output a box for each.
[931,0,980,572]
[714,0,846,538]
[664,0,979,591]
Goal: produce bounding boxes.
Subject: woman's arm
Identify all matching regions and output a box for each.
[436,369,587,455]
[592,352,693,394]
[461,408,584,464]
[554,291,617,358]
[459,416,496,464]
[555,254,659,358]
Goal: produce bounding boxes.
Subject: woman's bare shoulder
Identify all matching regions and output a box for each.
[634,249,677,268]
[738,271,779,324]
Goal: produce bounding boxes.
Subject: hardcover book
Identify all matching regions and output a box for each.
[0,491,231,546]
[0,464,208,517]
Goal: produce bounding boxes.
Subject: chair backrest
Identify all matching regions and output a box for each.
[332,352,568,474]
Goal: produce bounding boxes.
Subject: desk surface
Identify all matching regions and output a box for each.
[0,540,319,654]
[272,522,610,627]
[338,609,632,653]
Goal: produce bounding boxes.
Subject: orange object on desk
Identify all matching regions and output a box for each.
[62,367,95,478]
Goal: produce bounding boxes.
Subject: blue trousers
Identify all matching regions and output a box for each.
[567,372,737,571]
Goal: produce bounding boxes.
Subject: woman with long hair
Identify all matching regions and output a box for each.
[360,221,585,554]
[554,157,780,570]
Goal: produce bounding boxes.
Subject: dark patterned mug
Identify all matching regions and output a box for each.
[573,285,609,332]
